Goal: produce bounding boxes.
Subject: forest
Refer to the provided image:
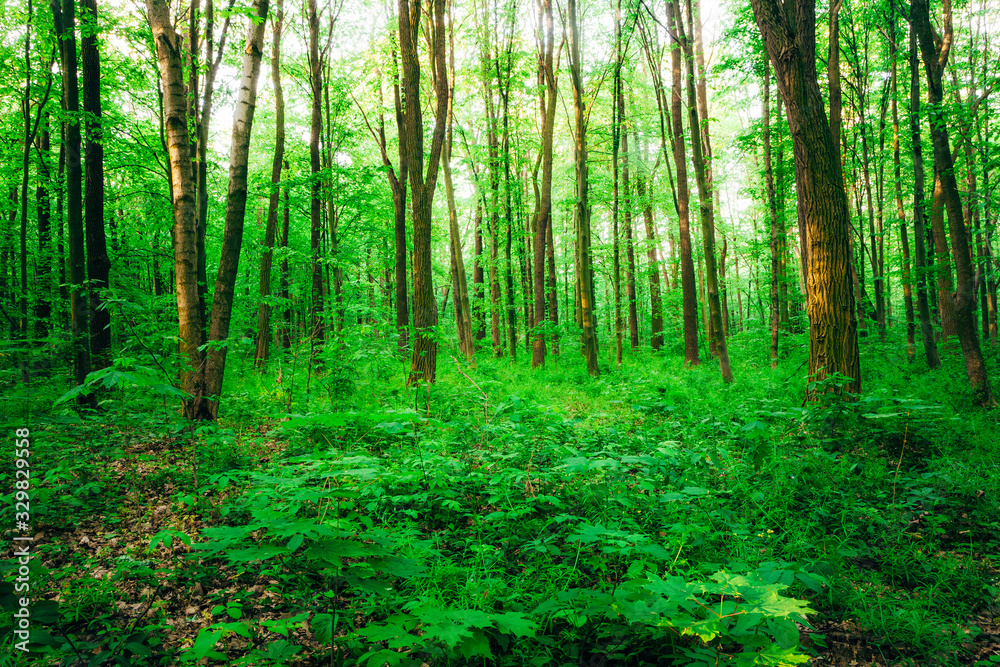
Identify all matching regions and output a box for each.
[1,0,999,664]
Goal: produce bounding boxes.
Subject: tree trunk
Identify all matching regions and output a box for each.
[679,0,732,382]
[442,14,474,364]
[400,0,448,385]
[888,1,916,362]
[146,0,208,418]
[473,202,486,341]
[201,0,268,419]
[546,203,559,356]
[612,40,624,368]
[279,163,291,349]
[81,0,112,370]
[254,0,284,367]
[752,0,860,399]
[636,168,664,350]
[667,0,700,367]
[532,0,557,368]
[55,0,93,395]
[307,0,325,349]
[568,0,599,376]
[913,0,993,406]
[623,127,638,350]
[907,18,940,368]
[764,62,781,368]
[35,116,52,342]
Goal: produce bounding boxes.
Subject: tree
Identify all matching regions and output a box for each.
[678,0,732,382]
[906,14,940,368]
[254,0,286,366]
[763,61,781,369]
[568,0,599,376]
[80,0,112,370]
[666,0,699,368]
[441,11,474,364]
[146,0,208,418]
[912,0,993,406]
[201,0,269,419]
[531,0,558,368]
[399,0,449,385]
[54,0,91,394]
[751,0,860,398]
[307,0,326,350]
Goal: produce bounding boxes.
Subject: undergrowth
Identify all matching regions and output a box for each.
[2,327,999,666]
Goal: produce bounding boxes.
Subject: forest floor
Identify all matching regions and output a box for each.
[2,329,1000,666]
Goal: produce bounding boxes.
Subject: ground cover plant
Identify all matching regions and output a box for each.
[2,329,999,666]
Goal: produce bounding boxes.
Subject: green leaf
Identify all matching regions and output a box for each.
[125,642,153,657]
[226,545,289,563]
[287,533,305,552]
[491,612,538,638]
[456,630,493,659]
[180,629,226,662]
[313,613,334,645]
[265,640,302,661]
[32,599,61,624]
[767,617,801,649]
[89,650,113,667]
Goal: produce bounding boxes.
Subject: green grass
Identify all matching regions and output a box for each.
[2,325,999,666]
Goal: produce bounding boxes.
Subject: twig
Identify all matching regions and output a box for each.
[452,355,488,423]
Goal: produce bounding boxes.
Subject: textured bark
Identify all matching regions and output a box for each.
[307,0,325,348]
[35,117,52,341]
[278,163,291,349]
[636,169,664,350]
[18,5,34,346]
[622,121,638,350]
[679,0,732,382]
[568,0,599,376]
[888,2,916,362]
[146,0,208,417]
[55,0,93,394]
[913,0,993,406]
[532,0,557,368]
[473,203,486,341]
[612,46,624,368]
[929,174,957,343]
[764,64,781,368]
[191,0,234,327]
[667,0,699,367]
[254,0,284,367]
[368,41,410,352]
[546,205,560,356]
[81,0,112,370]
[442,16,474,364]
[400,0,449,385]
[201,0,268,419]
[907,20,940,367]
[752,0,860,398]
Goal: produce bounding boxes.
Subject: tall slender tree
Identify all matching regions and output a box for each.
[751,0,860,398]
[667,0,699,367]
[399,0,449,385]
[912,0,993,406]
[254,0,285,366]
[532,0,558,368]
[201,0,269,419]
[146,0,208,417]
[568,0,599,376]
[679,0,732,382]
[80,0,112,370]
[906,17,940,368]
[54,0,92,394]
